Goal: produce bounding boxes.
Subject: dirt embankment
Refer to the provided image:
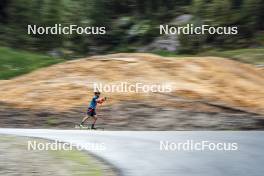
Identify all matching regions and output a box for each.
[0,53,263,130]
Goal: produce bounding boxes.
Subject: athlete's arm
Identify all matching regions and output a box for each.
[96,97,107,104]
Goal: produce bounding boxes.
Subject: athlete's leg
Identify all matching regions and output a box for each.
[91,115,98,129]
[80,115,89,126]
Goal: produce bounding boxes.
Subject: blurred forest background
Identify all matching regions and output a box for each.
[0,0,263,58]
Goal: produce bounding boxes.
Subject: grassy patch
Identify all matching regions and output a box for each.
[0,47,64,79]
[0,135,17,142]
[0,135,106,176]
[152,50,188,57]
[153,48,264,65]
[46,117,59,126]
[50,149,103,176]
[201,48,264,65]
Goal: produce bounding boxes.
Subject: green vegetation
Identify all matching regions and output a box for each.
[0,0,262,77]
[153,50,193,57]
[201,48,264,65]
[0,0,263,56]
[46,117,59,126]
[0,47,63,79]
[51,149,103,176]
[154,48,264,65]
[0,45,261,82]
[0,135,106,176]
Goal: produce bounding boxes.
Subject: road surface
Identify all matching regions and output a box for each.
[0,128,264,176]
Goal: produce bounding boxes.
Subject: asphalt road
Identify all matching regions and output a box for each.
[0,129,263,176]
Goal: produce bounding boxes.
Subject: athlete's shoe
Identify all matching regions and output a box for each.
[91,124,96,129]
[79,124,84,128]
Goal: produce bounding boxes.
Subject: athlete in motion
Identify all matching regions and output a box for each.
[79,91,106,129]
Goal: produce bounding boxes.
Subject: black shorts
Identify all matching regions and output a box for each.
[87,108,96,117]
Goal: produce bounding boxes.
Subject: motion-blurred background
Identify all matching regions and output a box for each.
[0,0,263,130]
[0,0,263,57]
